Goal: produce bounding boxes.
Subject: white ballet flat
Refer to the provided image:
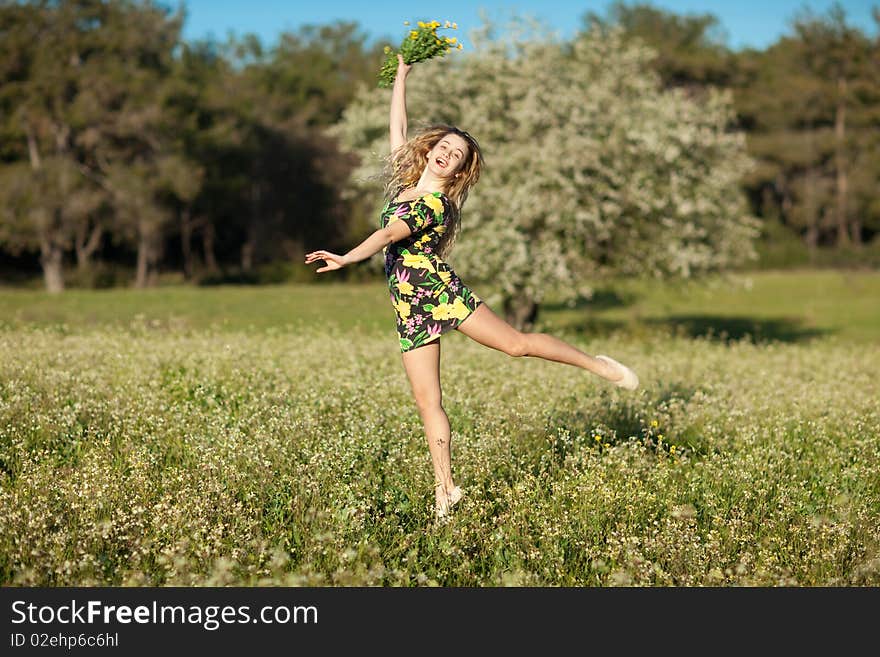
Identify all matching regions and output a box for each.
[435,485,464,520]
[595,355,639,390]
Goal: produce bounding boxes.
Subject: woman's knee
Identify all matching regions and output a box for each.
[412,390,443,414]
[505,332,531,357]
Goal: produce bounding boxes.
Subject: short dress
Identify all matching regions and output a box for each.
[380,187,483,352]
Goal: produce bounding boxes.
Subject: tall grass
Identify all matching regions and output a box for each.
[1,270,878,586]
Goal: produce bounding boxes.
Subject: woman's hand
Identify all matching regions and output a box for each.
[304,250,348,273]
[396,53,412,80]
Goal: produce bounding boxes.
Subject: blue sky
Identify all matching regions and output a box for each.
[176,1,878,51]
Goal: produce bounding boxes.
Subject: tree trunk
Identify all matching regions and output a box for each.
[135,215,164,288]
[241,240,254,272]
[780,186,794,236]
[135,225,157,288]
[203,222,219,273]
[504,295,538,332]
[27,130,64,292]
[75,222,102,271]
[834,75,849,247]
[180,208,194,280]
[26,129,42,170]
[40,238,64,294]
[804,167,819,254]
[850,216,862,246]
[242,182,261,272]
[135,231,149,288]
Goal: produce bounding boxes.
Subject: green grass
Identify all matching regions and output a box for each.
[539,269,880,344]
[3,269,879,342]
[1,269,878,586]
[0,282,390,334]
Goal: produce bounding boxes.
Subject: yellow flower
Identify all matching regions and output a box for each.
[395,299,411,319]
[418,21,425,27]
[431,20,439,28]
[669,445,677,454]
[651,420,659,428]
[422,193,444,216]
[401,253,436,273]
[396,280,414,296]
[449,298,470,320]
[450,37,457,44]
[431,303,451,320]
[452,23,458,29]
[384,45,391,53]
[457,43,463,50]
[431,299,469,321]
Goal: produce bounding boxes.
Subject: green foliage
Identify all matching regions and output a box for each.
[583,0,734,88]
[731,4,879,248]
[336,19,759,321]
[377,19,462,88]
[752,218,814,269]
[254,21,388,125]
[0,0,186,289]
[0,5,381,291]
[1,2,877,292]
[588,1,880,252]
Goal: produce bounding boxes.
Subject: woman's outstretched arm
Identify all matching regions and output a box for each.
[304,221,413,273]
[390,54,412,153]
[307,58,416,275]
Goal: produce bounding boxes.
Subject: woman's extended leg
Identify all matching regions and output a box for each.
[455,303,638,387]
[400,340,461,516]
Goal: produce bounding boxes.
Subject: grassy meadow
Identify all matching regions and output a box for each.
[1,269,879,586]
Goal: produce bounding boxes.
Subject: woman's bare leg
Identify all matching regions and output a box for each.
[456,303,634,384]
[400,340,458,515]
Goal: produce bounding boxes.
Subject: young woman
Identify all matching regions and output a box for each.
[305,55,639,521]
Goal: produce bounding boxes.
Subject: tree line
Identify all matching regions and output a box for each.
[0,0,878,293]
[0,0,381,291]
[592,2,880,256]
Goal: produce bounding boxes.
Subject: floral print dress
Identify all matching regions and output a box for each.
[380,188,483,352]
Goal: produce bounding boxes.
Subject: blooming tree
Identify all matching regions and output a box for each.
[333,20,759,328]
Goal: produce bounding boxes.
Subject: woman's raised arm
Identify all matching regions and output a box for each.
[389,54,412,153]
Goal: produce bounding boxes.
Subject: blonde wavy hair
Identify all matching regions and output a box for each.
[383,124,484,260]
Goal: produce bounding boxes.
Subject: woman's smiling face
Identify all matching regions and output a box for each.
[426,133,470,179]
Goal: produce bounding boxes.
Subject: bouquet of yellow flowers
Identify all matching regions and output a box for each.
[378,19,463,88]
